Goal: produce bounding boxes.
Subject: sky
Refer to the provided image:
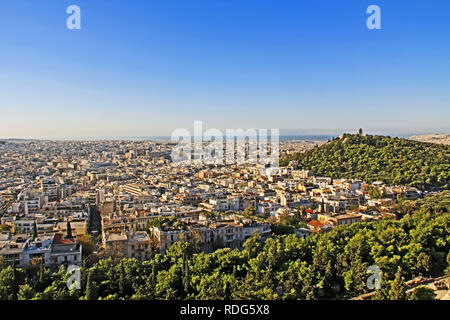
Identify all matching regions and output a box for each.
[0,0,449,138]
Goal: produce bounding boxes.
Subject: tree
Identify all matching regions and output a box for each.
[242,206,256,217]
[416,252,431,274]
[182,251,190,294]
[148,262,157,298]
[343,258,368,296]
[409,286,436,300]
[12,260,19,300]
[232,274,260,300]
[373,271,390,300]
[85,270,97,300]
[66,221,73,239]
[18,284,36,300]
[446,252,450,277]
[390,267,406,300]
[369,186,382,199]
[242,231,262,258]
[0,224,11,233]
[32,221,38,240]
[119,261,125,296]
[37,260,52,292]
[131,261,158,300]
[0,265,25,300]
[151,262,157,288]
[77,234,96,258]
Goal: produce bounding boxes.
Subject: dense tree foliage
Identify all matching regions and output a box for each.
[280,134,450,190]
[409,286,437,300]
[1,192,448,300]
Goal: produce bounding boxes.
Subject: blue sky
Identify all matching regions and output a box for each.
[0,0,449,138]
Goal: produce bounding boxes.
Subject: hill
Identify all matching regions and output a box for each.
[280,133,450,190]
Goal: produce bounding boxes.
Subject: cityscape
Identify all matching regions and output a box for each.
[0,0,449,314]
[0,132,448,302]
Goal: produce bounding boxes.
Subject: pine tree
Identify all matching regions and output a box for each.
[32,222,37,240]
[224,280,231,300]
[134,263,158,300]
[409,286,436,300]
[390,267,407,300]
[85,270,97,300]
[146,263,157,299]
[39,261,45,281]
[12,259,18,300]
[37,258,48,291]
[261,267,275,289]
[182,251,190,294]
[119,261,125,296]
[324,260,334,293]
[373,272,390,300]
[151,263,157,288]
[66,221,73,239]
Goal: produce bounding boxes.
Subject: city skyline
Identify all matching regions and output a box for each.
[1,0,449,138]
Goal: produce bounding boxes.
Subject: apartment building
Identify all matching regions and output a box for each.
[0,234,27,266]
[103,230,153,260]
[317,213,362,227]
[120,183,144,196]
[13,220,35,234]
[21,236,53,267]
[50,233,82,266]
[127,231,152,260]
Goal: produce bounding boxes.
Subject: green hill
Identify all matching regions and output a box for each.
[280,133,450,190]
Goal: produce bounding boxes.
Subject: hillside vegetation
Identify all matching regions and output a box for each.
[281,134,450,190]
[0,192,448,300]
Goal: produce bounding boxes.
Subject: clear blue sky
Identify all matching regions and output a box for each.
[0,0,449,138]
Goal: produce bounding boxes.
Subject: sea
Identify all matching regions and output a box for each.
[43,135,337,142]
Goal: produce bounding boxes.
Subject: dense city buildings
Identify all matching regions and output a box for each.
[0,138,428,268]
[0,134,447,305]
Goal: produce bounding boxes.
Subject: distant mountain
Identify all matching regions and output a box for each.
[281,133,450,190]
